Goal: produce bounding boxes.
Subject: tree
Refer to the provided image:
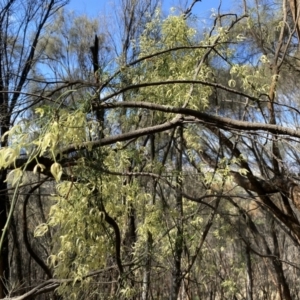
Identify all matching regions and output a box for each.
[4,0,300,299]
[0,0,69,297]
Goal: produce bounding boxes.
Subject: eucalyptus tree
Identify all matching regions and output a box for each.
[2,4,244,299]
[4,0,300,299]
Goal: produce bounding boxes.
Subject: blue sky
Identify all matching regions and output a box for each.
[66,0,233,20]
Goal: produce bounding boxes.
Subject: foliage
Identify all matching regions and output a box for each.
[3,0,300,299]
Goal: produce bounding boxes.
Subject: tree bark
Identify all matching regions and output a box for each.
[0,170,8,298]
[271,221,292,300]
[142,135,155,300]
[245,244,253,300]
[170,126,183,300]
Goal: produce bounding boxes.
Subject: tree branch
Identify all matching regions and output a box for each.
[97,101,300,138]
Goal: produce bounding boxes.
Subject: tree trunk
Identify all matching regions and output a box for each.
[142,232,153,300]
[142,135,156,300]
[271,221,292,300]
[0,169,8,298]
[169,126,183,300]
[245,244,253,300]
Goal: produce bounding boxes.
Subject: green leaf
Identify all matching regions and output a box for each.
[34,223,49,237]
[51,162,63,182]
[5,168,23,187]
[33,163,46,174]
